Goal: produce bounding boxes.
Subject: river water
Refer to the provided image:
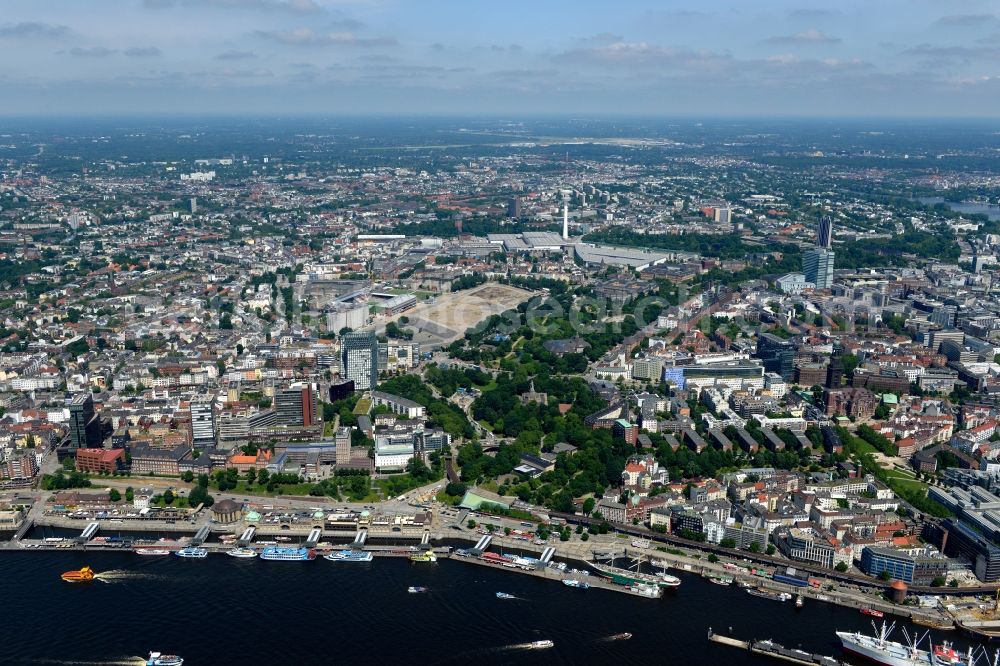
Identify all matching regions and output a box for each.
[0,551,982,665]
[918,196,1000,221]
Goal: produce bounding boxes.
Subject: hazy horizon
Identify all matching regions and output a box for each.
[2,0,1000,117]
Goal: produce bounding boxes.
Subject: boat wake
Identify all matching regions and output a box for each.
[94,570,168,583]
[31,658,146,665]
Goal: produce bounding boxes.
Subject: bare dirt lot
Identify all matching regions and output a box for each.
[380,282,535,348]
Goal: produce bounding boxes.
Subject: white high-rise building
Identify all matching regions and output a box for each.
[803,248,835,290]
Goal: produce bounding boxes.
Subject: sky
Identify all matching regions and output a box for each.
[1,0,999,117]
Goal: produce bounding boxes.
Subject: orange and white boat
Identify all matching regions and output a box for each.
[61,566,95,583]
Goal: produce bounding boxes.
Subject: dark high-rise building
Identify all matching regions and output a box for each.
[817,215,833,249]
[756,333,796,381]
[507,196,521,219]
[275,383,318,427]
[342,331,379,391]
[68,394,102,449]
[329,379,356,402]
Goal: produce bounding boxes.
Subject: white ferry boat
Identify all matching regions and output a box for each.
[174,547,208,559]
[324,549,373,562]
[226,548,257,559]
[260,546,315,561]
[135,548,172,556]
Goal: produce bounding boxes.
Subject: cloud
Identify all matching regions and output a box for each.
[903,43,1000,61]
[554,41,731,73]
[787,8,838,20]
[0,22,70,38]
[255,28,396,47]
[216,50,256,60]
[764,29,841,45]
[491,68,557,79]
[144,0,324,12]
[575,33,624,46]
[124,46,161,57]
[68,47,116,57]
[934,14,997,27]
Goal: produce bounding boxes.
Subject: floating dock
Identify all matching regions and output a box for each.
[707,629,844,665]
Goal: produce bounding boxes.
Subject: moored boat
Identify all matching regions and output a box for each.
[61,566,95,583]
[324,549,373,562]
[590,559,678,588]
[705,574,733,586]
[226,548,257,559]
[862,607,885,619]
[562,579,590,589]
[260,546,315,561]
[135,548,172,556]
[836,620,969,666]
[175,547,208,559]
[747,587,792,602]
[626,583,663,599]
[409,550,437,562]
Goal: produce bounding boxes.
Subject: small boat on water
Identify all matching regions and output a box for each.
[496,592,516,599]
[175,547,208,559]
[562,579,590,589]
[626,584,663,599]
[324,550,373,562]
[795,595,804,608]
[61,566,95,583]
[860,607,884,618]
[609,633,632,641]
[409,550,437,563]
[747,588,792,602]
[705,575,733,586]
[408,586,427,594]
[529,640,554,649]
[226,548,257,559]
[275,536,293,542]
[135,548,172,556]
[146,652,183,666]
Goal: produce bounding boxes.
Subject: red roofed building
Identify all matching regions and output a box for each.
[76,448,126,474]
[226,449,271,473]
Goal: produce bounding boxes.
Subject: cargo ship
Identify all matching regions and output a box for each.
[409,550,437,563]
[324,550,373,562]
[226,548,257,559]
[260,546,315,561]
[146,652,184,666]
[61,566,95,583]
[836,621,971,666]
[175,547,208,559]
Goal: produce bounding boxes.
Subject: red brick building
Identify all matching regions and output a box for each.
[76,448,126,474]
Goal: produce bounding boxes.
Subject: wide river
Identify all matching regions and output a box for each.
[0,551,983,665]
